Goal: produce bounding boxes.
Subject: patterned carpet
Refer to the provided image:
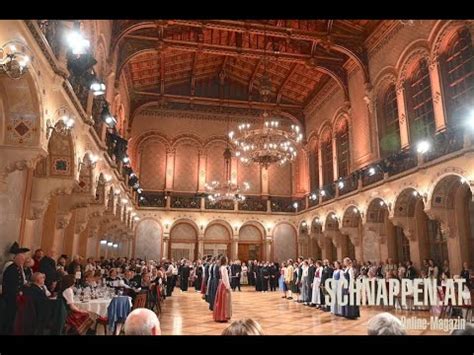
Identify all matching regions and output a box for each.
[158,287,448,335]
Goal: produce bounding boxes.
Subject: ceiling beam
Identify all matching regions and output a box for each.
[190,50,199,95]
[276,63,298,104]
[134,90,303,110]
[123,34,344,63]
[168,20,365,42]
[248,57,263,100]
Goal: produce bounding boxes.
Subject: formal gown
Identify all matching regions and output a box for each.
[208,264,220,311]
[311,267,323,305]
[213,266,232,322]
[341,267,360,319]
[331,269,343,316]
[240,266,248,285]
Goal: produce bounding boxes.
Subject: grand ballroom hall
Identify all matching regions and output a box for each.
[0,18,474,337]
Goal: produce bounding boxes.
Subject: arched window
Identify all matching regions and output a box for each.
[378,84,401,157]
[442,28,474,128]
[335,120,350,178]
[321,132,333,186]
[406,58,436,143]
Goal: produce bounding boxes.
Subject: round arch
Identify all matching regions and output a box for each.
[272,222,297,262]
[169,219,199,261]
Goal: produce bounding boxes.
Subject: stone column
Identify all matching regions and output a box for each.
[231,236,239,260]
[331,132,338,181]
[396,83,410,149]
[318,141,324,188]
[198,151,207,192]
[162,233,170,259]
[165,148,175,190]
[429,58,447,132]
[198,234,204,259]
[264,237,272,262]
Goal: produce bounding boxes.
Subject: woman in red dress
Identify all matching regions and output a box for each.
[213,256,232,322]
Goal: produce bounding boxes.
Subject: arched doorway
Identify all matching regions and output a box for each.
[238,223,264,263]
[169,221,198,260]
[135,219,162,261]
[272,223,297,263]
[204,222,231,257]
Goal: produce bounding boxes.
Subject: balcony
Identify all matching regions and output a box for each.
[238,197,267,212]
[138,192,166,208]
[270,197,295,213]
[361,165,384,187]
[423,129,464,163]
[170,194,200,209]
[320,183,336,203]
[337,173,359,196]
[385,148,418,177]
[205,199,235,211]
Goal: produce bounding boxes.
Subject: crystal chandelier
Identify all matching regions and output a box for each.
[205,146,250,203]
[0,43,30,79]
[230,113,303,168]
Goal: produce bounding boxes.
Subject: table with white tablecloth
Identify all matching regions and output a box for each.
[73,296,132,318]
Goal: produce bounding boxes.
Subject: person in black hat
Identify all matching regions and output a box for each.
[0,242,29,334]
[39,250,58,292]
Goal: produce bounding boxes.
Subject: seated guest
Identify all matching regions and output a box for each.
[32,249,44,273]
[24,272,51,300]
[56,256,68,276]
[124,308,161,335]
[39,250,57,291]
[367,313,406,335]
[140,272,154,290]
[67,255,83,275]
[59,274,94,335]
[221,319,264,335]
[105,268,122,287]
[81,271,97,289]
[84,258,96,273]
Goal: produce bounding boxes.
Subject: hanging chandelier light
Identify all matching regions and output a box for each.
[205,146,251,204]
[229,26,303,169]
[0,43,30,79]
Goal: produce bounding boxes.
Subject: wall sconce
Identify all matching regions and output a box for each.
[121,198,129,205]
[234,225,239,232]
[107,241,113,247]
[165,223,169,229]
[79,154,98,169]
[46,116,75,137]
[131,212,137,217]
[100,240,107,245]
[0,42,30,79]
[200,224,204,231]
[113,243,118,249]
[90,80,106,96]
[133,216,140,222]
[114,189,121,196]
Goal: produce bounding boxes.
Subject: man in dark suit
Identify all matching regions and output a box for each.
[231,261,242,291]
[1,253,27,334]
[320,259,334,311]
[39,250,57,291]
[307,258,316,304]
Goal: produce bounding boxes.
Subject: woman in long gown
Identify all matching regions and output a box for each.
[341,257,360,319]
[311,261,323,307]
[213,256,232,322]
[300,260,309,305]
[240,263,248,285]
[331,261,343,316]
[279,262,287,297]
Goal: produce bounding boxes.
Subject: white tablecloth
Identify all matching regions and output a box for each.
[74,298,113,318]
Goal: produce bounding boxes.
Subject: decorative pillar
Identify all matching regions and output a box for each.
[318,141,324,189]
[264,237,272,262]
[231,236,239,261]
[261,167,269,196]
[198,234,204,259]
[165,148,175,190]
[429,57,447,132]
[396,83,410,149]
[162,233,170,259]
[198,151,207,192]
[332,132,338,181]
[52,211,72,256]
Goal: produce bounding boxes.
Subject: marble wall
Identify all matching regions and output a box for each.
[135,219,162,261]
[273,223,297,263]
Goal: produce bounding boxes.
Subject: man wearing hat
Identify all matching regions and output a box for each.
[1,242,29,334]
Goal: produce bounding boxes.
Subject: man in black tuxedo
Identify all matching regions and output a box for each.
[307,258,316,304]
[248,260,255,286]
[269,263,277,291]
[179,260,190,291]
[231,262,242,291]
[320,259,334,311]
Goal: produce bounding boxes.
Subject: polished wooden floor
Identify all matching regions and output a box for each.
[159,286,448,335]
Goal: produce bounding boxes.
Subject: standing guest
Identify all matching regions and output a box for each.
[201,257,211,298]
[234,260,242,291]
[320,259,334,311]
[261,262,270,293]
[24,257,34,282]
[221,318,263,335]
[194,260,203,292]
[31,249,44,273]
[84,258,96,273]
[279,262,287,298]
[292,258,301,302]
[165,261,174,297]
[331,261,343,316]
[213,256,232,322]
[67,255,83,276]
[106,268,122,287]
[39,250,57,292]
[208,257,220,311]
[248,260,255,286]
[460,262,471,289]
[179,260,190,292]
[405,261,417,280]
[300,260,309,305]
[341,257,360,319]
[306,258,315,305]
[240,262,248,286]
[56,256,67,276]
[284,259,294,299]
[441,260,450,278]
[59,274,94,335]
[269,262,278,292]
[311,261,323,308]
[428,259,439,280]
[1,251,28,334]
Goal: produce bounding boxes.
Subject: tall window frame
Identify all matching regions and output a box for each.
[335,119,350,178]
[321,132,333,186]
[378,83,401,157]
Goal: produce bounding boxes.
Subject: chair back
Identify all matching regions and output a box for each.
[133,293,147,309]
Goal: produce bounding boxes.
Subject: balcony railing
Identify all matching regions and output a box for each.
[308,195,319,208]
[37,20,62,60]
[424,129,465,163]
[320,183,336,203]
[361,166,384,187]
[337,173,358,196]
[138,192,166,208]
[238,197,267,212]
[270,197,295,213]
[170,194,200,209]
[205,198,235,210]
[385,148,418,177]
